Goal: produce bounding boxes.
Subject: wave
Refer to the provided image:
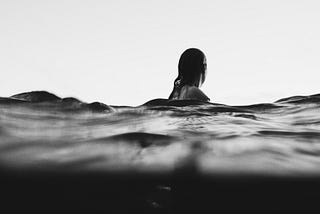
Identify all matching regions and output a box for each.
[1,90,320,174]
[3,90,320,110]
[275,93,320,104]
[1,91,113,113]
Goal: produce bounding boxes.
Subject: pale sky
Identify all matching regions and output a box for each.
[1,0,320,106]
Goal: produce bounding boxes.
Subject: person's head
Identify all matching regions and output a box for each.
[176,48,207,87]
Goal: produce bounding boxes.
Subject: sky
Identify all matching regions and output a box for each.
[1,0,320,106]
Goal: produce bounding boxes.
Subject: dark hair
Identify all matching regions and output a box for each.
[169,48,207,99]
[177,48,207,87]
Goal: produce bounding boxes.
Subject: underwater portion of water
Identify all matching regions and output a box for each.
[1,91,320,176]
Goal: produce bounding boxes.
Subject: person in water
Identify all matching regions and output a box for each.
[169,48,210,102]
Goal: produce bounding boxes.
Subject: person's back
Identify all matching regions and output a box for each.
[169,48,210,102]
[174,85,209,101]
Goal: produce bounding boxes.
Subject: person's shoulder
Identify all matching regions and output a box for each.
[181,86,210,102]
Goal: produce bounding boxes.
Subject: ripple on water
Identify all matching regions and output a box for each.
[1,91,320,176]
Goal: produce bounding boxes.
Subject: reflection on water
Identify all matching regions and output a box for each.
[1,91,320,176]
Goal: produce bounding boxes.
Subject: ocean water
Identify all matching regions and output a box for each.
[2,91,320,213]
[1,91,320,176]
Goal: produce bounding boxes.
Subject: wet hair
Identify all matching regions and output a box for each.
[169,48,207,99]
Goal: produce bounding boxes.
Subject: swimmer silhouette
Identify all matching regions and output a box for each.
[169,48,210,101]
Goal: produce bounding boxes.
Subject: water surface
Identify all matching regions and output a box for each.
[1,91,320,177]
